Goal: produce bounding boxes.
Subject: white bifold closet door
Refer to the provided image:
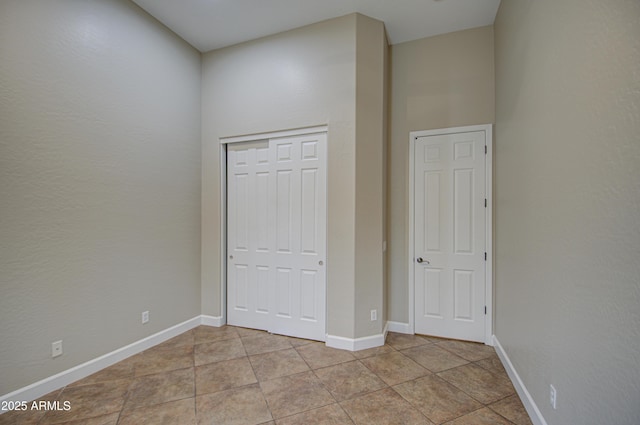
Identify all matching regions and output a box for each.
[227,133,327,341]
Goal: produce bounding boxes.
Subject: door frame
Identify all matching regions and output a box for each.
[408,124,493,345]
[219,125,329,331]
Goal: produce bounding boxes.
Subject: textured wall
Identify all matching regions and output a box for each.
[387,26,495,325]
[494,1,640,424]
[0,0,201,395]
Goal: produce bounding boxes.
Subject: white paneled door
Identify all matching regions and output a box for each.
[414,130,487,342]
[227,133,327,341]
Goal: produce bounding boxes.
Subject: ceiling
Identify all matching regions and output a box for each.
[131,0,501,53]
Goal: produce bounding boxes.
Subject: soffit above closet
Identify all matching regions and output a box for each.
[132,0,501,52]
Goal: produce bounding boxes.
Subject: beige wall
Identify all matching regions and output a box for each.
[387,26,495,324]
[354,15,387,338]
[494,1,640,424]
[202,14,387,339]
[0,0,202,395]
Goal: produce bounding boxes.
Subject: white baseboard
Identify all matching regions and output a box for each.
[326,323,388,351]
[0,315,217,406]
[386,321,412,334]
[201,315,224,327]
[493,335,548,425]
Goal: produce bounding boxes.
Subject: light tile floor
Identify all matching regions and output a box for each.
[0,326,533,425]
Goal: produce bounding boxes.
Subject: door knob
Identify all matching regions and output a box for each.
[416,257,430,265]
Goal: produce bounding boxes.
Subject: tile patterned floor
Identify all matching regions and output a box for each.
[0,326,533,425]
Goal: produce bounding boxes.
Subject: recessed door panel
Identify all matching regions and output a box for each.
[276,170,292,253]
[277,144,293,162]
[453,270,474,321]
[234,174,249,251]
[424,268,443,318]
[301,169,318,254]
[302,141,318,160]
[256,172,270,252]
[235,150,248,166]
[256,266,270,314]
[233,264,248,311]
[276,268,292,318]
[454,141,474,161]
[256,147,269,164]
[454,168,474,254]
[300,270,317,321]
[424,171,442,253]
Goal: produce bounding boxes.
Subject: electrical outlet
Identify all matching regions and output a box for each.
[550,384,557,409]
[370,309,377,321]
[51,340,62,358]
[142,310,149,324]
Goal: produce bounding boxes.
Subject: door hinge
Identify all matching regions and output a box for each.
[484,252,487,261]
[485,306,487,315]
[485,145,487,154]
[484,198,487,208]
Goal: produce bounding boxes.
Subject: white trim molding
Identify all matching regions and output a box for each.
[0,316,222,407]
[220,125,328,145]
[386,321,412,334]
[219,143,228,327]
[326,323,388,352]
[493,335,548,425]
[201,315,224,327]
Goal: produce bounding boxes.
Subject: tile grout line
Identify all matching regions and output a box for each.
[244,338,276,423]
[435,366,519,422]
[488,396,523,424]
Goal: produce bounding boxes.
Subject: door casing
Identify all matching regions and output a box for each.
[408,124,493,345]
